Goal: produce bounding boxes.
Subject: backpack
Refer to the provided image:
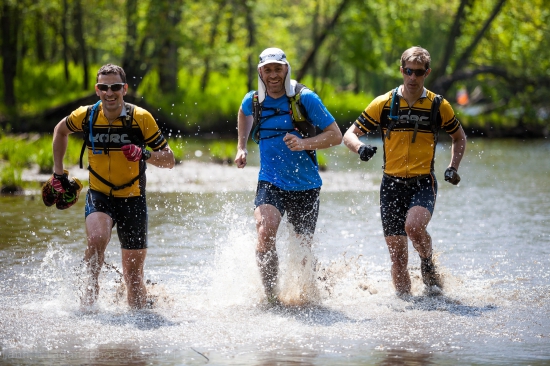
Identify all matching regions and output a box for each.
[79,101,147,195]
[383,86,443,144]
[252,83,317,164]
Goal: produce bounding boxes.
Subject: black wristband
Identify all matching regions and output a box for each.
[142,149,151,161]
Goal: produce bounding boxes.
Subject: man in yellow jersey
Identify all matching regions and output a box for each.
[51,64,175,310]
[343,47,466,296]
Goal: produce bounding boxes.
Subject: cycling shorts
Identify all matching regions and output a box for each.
[85,189,148,249]
[254,180,320,235]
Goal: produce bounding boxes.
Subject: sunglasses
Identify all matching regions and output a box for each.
[96,83,125,92]
[403,68,428,77]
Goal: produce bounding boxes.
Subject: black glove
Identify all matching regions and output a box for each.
[444,167,461,185]
[358,144,377,162]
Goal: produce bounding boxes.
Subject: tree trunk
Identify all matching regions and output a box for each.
[61,0,70,81]
[201,0,228,91]
[73,0,89,90]
[35,10,47,62]
[122,0,143,88]
[310,0,320,88]
[295,0,352,82]
[243,0,256,92]
[157,0,183,94]
[431,0,507,95]
[454,0,507,72]
[0,1,19,109]
[428,0,474,84]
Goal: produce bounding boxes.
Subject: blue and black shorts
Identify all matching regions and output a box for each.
[380,174,438,237]
[254,181,320,235]
[85,189,148,250]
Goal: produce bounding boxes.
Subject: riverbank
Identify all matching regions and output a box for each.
[21,159,379,195]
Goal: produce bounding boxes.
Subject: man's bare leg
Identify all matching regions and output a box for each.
[122,248,148,309]
[406,206,441,288]
[254,204,281,299]
[385,235,410,295]
[82,212,112,308]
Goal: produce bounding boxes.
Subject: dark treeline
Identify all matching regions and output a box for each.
[1,0,549,137]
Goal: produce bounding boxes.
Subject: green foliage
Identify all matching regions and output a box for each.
[167,137,187,164]
[31,136,54,173]
[138,68,246,131]
[0,134,85,174]
[305,77,374,127]
[208,141,236,164]
[30,135,84,173]
[11,60,98,115]
[317,150,328,171]
[0,135,33,167]
[0,164,23,188]
[1,0,550,133]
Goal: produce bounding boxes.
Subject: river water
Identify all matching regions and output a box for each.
[0,138,549,365]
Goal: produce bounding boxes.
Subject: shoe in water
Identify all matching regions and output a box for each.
[421,257,442,289]
[41,178,61,207]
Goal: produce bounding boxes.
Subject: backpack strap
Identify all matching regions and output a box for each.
[124,103,135,128]
[382,87,400,141]
[252,92,263,143]
[288,83,318,165]
[411,94,443,143]
[288,83,317,139]
[88,164,145,197]
[80,100,101,168]
[429,94,443,145]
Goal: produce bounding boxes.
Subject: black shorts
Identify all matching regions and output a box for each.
[380,174,437,237]
[85,189,148,250]
[254,181,320,235]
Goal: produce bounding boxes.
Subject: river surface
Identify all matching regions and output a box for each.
[1,138,549,365]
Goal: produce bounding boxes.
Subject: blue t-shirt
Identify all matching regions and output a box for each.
[241,88,335,190]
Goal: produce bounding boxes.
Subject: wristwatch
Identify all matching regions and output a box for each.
[142,149,151,161]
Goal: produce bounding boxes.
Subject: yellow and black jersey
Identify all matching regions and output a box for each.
[66,104,168,197]
[354,87,461,178]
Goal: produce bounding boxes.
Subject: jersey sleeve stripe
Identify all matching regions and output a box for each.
[65,117,79,132]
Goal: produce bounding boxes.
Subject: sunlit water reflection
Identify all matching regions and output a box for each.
[1,138,549,365]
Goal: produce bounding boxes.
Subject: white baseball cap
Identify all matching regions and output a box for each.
[258,48,288,68]
[257,48,295,103]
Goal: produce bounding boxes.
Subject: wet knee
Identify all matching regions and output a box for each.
[389,251,408,269]
[257,223,277,244]
[87,232,110,248]
[405,223,425,243]
[124,272,143,287]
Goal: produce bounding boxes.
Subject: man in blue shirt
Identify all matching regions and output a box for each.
[234,47,342,302]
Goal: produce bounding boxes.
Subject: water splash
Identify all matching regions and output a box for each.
[276,222,320,306]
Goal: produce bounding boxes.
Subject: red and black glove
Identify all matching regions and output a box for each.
[51,172,72,193]
[121,144,143,162]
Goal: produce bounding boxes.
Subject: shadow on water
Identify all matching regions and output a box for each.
[264,303,369,327]
[373,348,441,366]
[399,294,497,316]
[82,309,180,331]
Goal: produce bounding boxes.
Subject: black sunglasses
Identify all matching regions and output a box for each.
[96,83,125,92]
[403,68,428,77]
